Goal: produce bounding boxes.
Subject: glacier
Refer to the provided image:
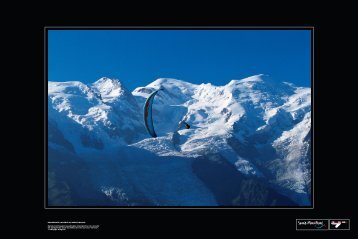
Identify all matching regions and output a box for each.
[47,75,311,206]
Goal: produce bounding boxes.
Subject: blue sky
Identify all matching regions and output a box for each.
[48,30,311,91]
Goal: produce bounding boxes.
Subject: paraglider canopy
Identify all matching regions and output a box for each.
[143,88,191,138]
[143,89,163,138]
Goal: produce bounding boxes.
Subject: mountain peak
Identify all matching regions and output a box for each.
[147,78,196,89]
[48,81,92,97]
[93,77,123,88]
[92,77,128,101]
[228,74,267,86]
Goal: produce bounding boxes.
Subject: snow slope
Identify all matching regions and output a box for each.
[48,74,311,206]
[48,78,146,153]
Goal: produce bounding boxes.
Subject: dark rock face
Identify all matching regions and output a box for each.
[192,154,297,206]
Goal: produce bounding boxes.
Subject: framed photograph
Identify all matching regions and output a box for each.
[46,28,312,209]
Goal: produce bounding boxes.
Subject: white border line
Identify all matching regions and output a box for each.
[45,26,314,29]
[44,28,48,209]
[44,26,314,209]
[312,28,315,209]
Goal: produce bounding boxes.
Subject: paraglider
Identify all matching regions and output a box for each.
[178,119,190,129]
[143,89,163,138]
[143,88,191,138]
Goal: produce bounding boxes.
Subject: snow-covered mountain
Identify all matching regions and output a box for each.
[48,75,311,206]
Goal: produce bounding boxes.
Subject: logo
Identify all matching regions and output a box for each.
[297,219,329,230]
[329,219,350,230]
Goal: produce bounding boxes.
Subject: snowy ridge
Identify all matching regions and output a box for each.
[48,78,146,153]
[48,74,311,206]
